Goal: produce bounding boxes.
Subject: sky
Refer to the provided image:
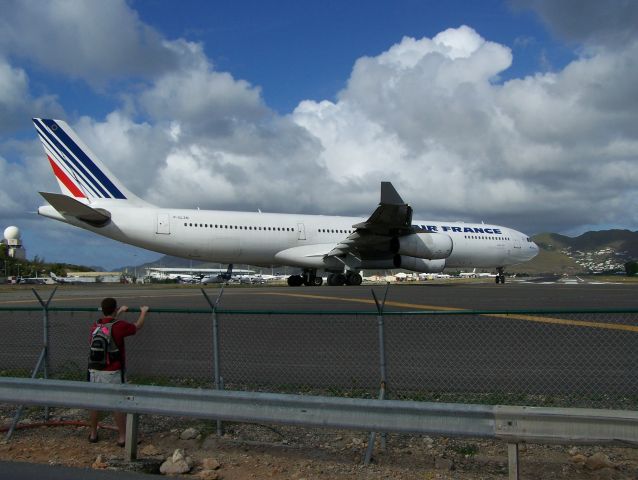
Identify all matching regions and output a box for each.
[1,0,637,270]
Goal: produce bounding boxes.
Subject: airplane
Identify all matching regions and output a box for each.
[201,264,236,284]
[33,118,539,286]
[49,271,92,284]
[459,268,478,278]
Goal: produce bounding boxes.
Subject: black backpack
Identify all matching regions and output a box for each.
[88,320,121,370]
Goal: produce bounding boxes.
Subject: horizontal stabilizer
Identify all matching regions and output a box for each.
[39,192,111,227]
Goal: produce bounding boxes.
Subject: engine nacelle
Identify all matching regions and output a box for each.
[391,233,453,260]
[394,255,446,273]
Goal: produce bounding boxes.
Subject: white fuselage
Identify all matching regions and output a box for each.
[39,201,539,270]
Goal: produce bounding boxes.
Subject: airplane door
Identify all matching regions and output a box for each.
[157,213,170,234]
[297,223,306,240]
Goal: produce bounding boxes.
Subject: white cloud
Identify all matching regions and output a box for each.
[138,40,269,138]
[288,26,638,232]
[0,58,62,132]
[3,9,638,270]
[0,0,177,84]
[512,0,638,48]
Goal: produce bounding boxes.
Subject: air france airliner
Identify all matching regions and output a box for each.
[33,118,539,286]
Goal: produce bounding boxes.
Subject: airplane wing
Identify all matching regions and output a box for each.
[39,192,111,227]
[325,182,414,262]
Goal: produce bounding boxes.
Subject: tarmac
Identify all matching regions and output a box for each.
[1,277,637,311]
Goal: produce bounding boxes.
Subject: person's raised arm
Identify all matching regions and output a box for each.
[135,306,149,330]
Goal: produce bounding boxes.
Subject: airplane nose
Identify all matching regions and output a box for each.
[531,241,540,257]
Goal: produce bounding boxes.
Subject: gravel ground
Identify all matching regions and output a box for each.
[2,406,638,479]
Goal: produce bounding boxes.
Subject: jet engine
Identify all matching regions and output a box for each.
[394,255,446,273]
[390,233,453,260]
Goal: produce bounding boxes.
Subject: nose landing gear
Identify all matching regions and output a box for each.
[495,267,506,284]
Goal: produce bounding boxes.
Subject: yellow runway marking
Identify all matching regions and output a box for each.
[261,292,461,311]
[260,292,638,333]
[489,313,638,333]
[0,292,203,306]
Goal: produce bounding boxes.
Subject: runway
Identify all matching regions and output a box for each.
[1,279,637,311]
[1,281,637,407]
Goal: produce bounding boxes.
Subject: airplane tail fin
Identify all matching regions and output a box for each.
[32,118,147,204]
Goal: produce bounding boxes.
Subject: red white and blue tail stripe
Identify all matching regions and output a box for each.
[33,118,138,201]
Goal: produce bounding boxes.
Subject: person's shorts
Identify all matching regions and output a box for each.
[88,369,123,384]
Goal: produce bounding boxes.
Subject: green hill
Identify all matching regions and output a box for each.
[512,229,638,275]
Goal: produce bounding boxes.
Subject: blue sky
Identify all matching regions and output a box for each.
[1,0,637,270]
[131,0,568,112]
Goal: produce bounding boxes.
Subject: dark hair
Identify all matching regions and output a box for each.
[101,297,117,316]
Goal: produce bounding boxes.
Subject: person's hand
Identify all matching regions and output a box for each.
[140,306,149,314]
[116,306,128,316]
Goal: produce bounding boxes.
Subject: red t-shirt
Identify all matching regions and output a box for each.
[89,317,137,371]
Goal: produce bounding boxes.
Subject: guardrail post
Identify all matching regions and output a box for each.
[125,413,139,461]
[5,287,57,440]
[364,283,390,465]
[508,443,520,480]
[201,286,225,436]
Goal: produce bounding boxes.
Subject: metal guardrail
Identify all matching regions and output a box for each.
[1,377,637,479]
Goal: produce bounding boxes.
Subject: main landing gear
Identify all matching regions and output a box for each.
[287,269,323,287]
[495,267,506,284]
[327,271,362,286]
[286,269,363,287]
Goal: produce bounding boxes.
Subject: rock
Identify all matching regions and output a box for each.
[160,448,193,475]
[435,457,454,471]
[108,458,163,474]
[91,454,108,469]
[140,444,162,456]
[195,470,220,480]
[570,454,587,464]
[585,452,616,471]
[568,446,580,456]
[202,458,221,470]
[592,467,617,480]
[181,428,199,440]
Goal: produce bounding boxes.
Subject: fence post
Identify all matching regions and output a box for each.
[201,286,225,436]
[508,443,520,480]
[364,283,390,465]
[5,287,57,440]
[125,413,140,461]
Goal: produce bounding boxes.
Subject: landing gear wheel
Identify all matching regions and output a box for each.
[345,272,362,286]
[327,273,346,286]
[495,268,505,285]
[312,276,323,286]
[287,275,303,287]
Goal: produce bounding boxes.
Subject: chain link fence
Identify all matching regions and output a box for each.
[1,293,637,410]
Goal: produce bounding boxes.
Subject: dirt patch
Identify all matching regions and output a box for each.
[2,407,638,479]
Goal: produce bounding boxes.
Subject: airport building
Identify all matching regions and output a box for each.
[64,272,124,283]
